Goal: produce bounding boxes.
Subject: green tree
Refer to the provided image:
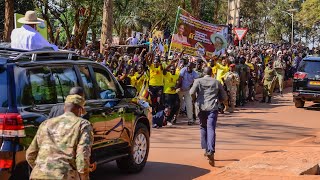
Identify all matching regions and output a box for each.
[296,0,320,28]
[33,0,102,49]
[0,0,35,41]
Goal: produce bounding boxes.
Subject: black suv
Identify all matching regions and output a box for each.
[0,48,151,179]
[293,56,320,108]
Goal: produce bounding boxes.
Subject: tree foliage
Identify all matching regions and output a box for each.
[296,0,320,28]
[2,0,320,46]
[0,0,35,40]
[33,0,103,48]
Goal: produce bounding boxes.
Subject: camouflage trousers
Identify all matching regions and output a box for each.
[228,87,237,107]
[275,70,285,92]
[263,80,275,97]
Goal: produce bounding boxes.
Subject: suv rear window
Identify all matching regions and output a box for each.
[28,67,57,104]
[298,60,320,74]
[51,67,79,103]
[22,66,79,105]
[0,67,8,107]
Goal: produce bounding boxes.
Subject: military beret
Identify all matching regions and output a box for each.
[229,64,236,68]
[65,94,85,108]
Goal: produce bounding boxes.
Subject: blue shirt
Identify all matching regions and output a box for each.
[152,110,167,127]
[179,67,199,91]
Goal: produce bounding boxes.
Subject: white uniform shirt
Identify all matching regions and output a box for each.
[130,37,138,45]
[11,25,58,51]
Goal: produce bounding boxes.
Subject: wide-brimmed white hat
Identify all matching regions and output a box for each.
[277,50,283,56]
[18,11,44,24]
[210,33,227,49]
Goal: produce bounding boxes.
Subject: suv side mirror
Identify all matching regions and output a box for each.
[124,85,137,98]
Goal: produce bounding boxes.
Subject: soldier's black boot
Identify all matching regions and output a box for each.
[260,97,266,103]
[280,91,283,97]
[267,96,271,103]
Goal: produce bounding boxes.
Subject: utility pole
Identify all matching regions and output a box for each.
[281,9,298,45]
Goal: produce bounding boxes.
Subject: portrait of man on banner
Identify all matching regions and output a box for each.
[210,33,228,56]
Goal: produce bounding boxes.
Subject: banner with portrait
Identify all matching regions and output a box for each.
[170,7,228,57]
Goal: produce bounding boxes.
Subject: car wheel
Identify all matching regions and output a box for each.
[116,123,149,173]
[294,99,305,108]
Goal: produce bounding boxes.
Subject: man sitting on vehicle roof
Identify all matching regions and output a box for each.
[10,11,58,51]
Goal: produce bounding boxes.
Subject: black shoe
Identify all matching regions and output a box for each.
[206,152,215,167]
[152,124,159,128]
[280,91,283,97]
[267,96,271,103]
[188,121,195,126]
[260,97,266,103]
[172,116,177,124]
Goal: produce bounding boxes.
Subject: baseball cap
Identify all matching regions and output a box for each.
[65,94,86,108]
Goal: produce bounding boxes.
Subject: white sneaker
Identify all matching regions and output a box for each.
[167,122,173,126]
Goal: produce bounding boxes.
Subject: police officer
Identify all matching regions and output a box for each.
[273,51,286,96]
[237,57,250,106]
[224,64,240,113]
[261,61,276,103]
[26,95,94,180]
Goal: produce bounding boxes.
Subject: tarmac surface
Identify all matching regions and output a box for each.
[94,88,320,179]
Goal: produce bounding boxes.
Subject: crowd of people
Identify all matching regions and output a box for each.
[13,10,318,176]
[76,39,312,129]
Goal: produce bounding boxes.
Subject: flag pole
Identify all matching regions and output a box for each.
[168,6,181,57]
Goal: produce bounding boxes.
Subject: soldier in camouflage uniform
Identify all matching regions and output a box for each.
[261,61,276,103]
[273,51,286,96]
[26,94,94,180]
[237,57,250,106]
[224,64,240,113]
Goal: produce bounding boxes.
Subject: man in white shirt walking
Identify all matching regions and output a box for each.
[11,11,58,51]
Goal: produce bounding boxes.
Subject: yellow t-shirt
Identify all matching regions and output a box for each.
[212,65,217,77]
[175,69,180,75]
[265,56,271,65]
[246,62,254,71]
[128,75,137,87]
[149,64,164,86]
[216,63,229,84]
[133,72,146,93]
[207,63,217,78]
[164,44,169,54]
[163,72,179,94]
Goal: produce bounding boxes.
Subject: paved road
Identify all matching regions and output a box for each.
[94,88,320,179]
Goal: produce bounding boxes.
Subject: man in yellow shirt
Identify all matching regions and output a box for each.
[163,63,180,125]
[216,58,229,84]
[210,59,218,78]
[204,58,217,78]
[128,68,137,86]
[134,64,147,93]
[146,53,164,114]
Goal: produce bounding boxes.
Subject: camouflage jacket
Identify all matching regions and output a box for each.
[26,112,94,180]
[224,71,240,91]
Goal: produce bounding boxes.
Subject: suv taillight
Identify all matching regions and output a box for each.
[0,113,25,137]
[294,72,308,80]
